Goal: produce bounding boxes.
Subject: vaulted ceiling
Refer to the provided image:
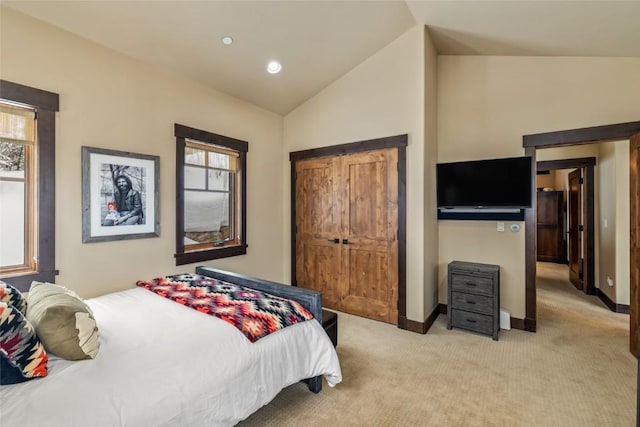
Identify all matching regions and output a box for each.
[4,1,640,115]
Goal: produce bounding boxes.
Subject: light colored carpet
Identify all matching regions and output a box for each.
[239,262,636,426]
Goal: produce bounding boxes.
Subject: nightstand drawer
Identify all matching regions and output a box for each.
[450,291,493,315]
[451,309,494,336]
[450,273,494,296]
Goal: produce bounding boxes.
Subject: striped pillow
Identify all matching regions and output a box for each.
[0,302,48,385]
[0,281,27,315]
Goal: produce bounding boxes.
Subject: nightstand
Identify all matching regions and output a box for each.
[322,309,338,347]
[447,261,500,340]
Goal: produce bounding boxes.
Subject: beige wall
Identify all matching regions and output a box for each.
[614,141,630,305]
[438,56,640,318]
[535,172,556,190]
[283,25,435,322]
[598,142,618,302]
[423,29,439,316]
[4,7,638,321]
[1,8,285,298]
[596,140,631,305]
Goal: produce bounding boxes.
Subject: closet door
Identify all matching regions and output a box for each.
[295,148,399,324]
[295,157,342,307]
[340,149,398,323]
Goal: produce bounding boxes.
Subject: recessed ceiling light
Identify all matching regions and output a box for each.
[222,36,233,45]
[266,60,282,74]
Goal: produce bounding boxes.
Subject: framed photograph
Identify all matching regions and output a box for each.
[82,146,160,243]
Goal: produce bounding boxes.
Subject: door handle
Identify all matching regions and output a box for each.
[327,238,339,244]
[342,239,349,245]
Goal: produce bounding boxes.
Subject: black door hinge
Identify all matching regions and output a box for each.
[579,225,584,232]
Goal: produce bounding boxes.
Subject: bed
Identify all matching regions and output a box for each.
[0,267,342,426]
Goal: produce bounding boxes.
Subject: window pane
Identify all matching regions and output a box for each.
[0,180,25,267]
[185,147,205,166]
[208,169,231,191]
[0,105,35,144]
[208,151,230,169]
[185,166,206,189]
[184,191,230,244]
[0,142,26,171]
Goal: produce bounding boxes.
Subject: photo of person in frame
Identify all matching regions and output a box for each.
[102,201,121,226]
[101,166,146,226]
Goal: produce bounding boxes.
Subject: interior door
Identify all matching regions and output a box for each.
[340,149,399,324]
[295,157,342,308]
[568,169,583,290]
[630,133,640,357]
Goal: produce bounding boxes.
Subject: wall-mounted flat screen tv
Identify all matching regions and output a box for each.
[436,156,532,210]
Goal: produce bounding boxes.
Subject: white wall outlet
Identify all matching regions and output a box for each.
[497,222,505,232]
[604,219,608,228]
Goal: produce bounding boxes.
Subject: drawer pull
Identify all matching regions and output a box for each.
[465,282,477,287]
[465,300,476,305]
[466,318,477,323]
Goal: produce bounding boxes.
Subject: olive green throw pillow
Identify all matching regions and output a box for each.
[27,282,99,361]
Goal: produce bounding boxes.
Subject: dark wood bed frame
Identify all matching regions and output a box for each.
[195,266,324,393]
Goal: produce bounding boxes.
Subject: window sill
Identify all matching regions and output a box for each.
[0,269,56,292]
[174,244,247,266]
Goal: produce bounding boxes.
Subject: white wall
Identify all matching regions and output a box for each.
[284,25,436,322]
[1,8,285,298]
[438,56,640,318]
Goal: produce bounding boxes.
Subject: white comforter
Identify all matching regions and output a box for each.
[0,287,342,426]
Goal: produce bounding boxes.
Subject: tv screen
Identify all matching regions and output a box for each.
[436,156,532,209]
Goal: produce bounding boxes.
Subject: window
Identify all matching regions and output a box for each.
[0,80,59,291]
[174,124,247,265]
[0,104,36,275]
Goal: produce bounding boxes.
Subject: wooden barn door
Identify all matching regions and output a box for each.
[295,148,399,324]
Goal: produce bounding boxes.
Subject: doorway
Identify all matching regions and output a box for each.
[536,158,596,295]
[523,120,640,356]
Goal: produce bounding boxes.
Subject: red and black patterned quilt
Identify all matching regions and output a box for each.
[136,274,314,342]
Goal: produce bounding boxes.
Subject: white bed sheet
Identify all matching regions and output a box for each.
[0,287,342,427]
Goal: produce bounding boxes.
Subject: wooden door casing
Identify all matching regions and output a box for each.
[630,133,640,357]
[568,169,583,290]
[295,148,399,324]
